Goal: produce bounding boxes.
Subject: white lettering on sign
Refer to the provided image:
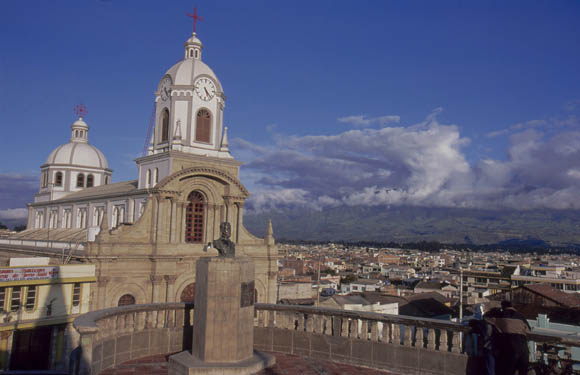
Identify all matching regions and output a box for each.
[0,267,60,282]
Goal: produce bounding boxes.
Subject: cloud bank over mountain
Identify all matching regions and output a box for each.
[234,108,580,213]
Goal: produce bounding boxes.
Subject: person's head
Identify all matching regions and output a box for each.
[501,300,512,309]
[220,222,231,239]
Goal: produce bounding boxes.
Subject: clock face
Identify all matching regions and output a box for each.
[194,77,216,101]
[159,77,171,101]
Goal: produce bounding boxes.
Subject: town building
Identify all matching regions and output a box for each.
[0,258,94,371]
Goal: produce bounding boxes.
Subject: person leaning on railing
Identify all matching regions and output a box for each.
[484,301,531,375]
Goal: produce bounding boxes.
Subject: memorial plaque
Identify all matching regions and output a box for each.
[240,280,255,307]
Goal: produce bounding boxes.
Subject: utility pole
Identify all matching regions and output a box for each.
[316,252,322,306]
[459,266,463,322]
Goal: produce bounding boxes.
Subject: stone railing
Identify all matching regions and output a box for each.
[72,302,193,375]
[254,304,471,375]
[0,238,86,251]
[73,302,580,375]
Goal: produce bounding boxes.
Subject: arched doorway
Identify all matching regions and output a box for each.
[180,283,195,303]
[118,294,136,306]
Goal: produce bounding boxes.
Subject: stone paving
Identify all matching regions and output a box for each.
[99,352,400,375]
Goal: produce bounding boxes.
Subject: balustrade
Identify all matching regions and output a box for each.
[72,302,580,375]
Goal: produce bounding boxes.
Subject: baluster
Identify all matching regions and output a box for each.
[323,316,331,335]
[381,321,390,343]
[146,310,155,329]
[370,321,379,342]
[439,330,448,352]
[416,327,424,348]
[296,313,304,331]
[332,316,341,336]
[427,328,436,350]
[166,309,175,328]
[268,310,276,328]
[341,318,349,337]
[114,315,123,333]
[393,324,401,345]
[451,331,461,353]
[403,325,412,347]
[360,320,369,340]
[126,313,135,332]
[349,319,357,338]
[314,315,323,334]
[279,312,289,329]
[306,314,314,332]
[136,311,146,330]
[287,312,295,330]
[174,309,184,329]
[157,310,166,328]
[257,310,265,327]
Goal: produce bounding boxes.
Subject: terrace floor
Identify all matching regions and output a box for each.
[99,352,401,375]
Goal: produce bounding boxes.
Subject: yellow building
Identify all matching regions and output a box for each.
[0,259,95,371]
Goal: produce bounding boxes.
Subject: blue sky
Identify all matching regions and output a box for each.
[1,1,580,219]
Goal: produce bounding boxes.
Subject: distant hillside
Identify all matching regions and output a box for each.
[243,206,580,246]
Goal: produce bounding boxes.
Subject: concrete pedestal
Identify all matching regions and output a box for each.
[169,256,274,375]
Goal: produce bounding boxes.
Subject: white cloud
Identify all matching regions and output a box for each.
[337,114,400,127]
[0,208,28,220]
[233,109,580,212]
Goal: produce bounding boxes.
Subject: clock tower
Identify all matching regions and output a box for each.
[135,32,238,189]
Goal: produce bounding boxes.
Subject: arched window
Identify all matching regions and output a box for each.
[105,176,109,185]
[154,168,159,184]
[185,191,205,243]
[146,169,151,188]
[86,174,94,187]
[180,283,195,303]
[161,109,169,143]
[118,294,135,306]
[195,109,211,143]
[76,173,85,188]
[55,172,63,187]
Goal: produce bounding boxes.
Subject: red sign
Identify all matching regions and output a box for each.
[0,267,60,282]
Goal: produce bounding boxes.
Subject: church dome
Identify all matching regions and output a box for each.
[45,117,109,169]
[46,142,108,169]
[163,33,223,91]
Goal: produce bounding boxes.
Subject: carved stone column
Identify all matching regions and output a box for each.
[164,275,178,303]
[149,274,164,303]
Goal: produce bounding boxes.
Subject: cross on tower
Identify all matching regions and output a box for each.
[74,104,88,118]
[186,7,203,34]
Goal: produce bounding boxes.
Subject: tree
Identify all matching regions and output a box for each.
[14,225,27,232]
[0,222,7,230]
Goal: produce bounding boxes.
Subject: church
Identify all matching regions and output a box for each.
[2,29,278,312]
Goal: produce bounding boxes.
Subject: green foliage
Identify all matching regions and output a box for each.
[0,222,7,230]
[13,225,26,232]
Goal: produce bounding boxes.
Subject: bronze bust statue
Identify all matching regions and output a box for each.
[213,222,235,258]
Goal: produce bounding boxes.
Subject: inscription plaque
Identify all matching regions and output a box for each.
[240,280,255,307]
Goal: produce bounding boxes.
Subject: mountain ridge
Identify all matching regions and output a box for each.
[243,206,580,246]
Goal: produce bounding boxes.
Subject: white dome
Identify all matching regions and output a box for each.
[165,58,223,91]
[46,142,109,169]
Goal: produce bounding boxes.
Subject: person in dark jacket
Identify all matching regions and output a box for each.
[484,301,531,375]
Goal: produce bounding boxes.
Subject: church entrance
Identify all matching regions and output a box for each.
[180,282,195,304]
[10,326,52,370]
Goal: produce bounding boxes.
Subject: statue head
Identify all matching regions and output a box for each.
[220,222,231,240]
